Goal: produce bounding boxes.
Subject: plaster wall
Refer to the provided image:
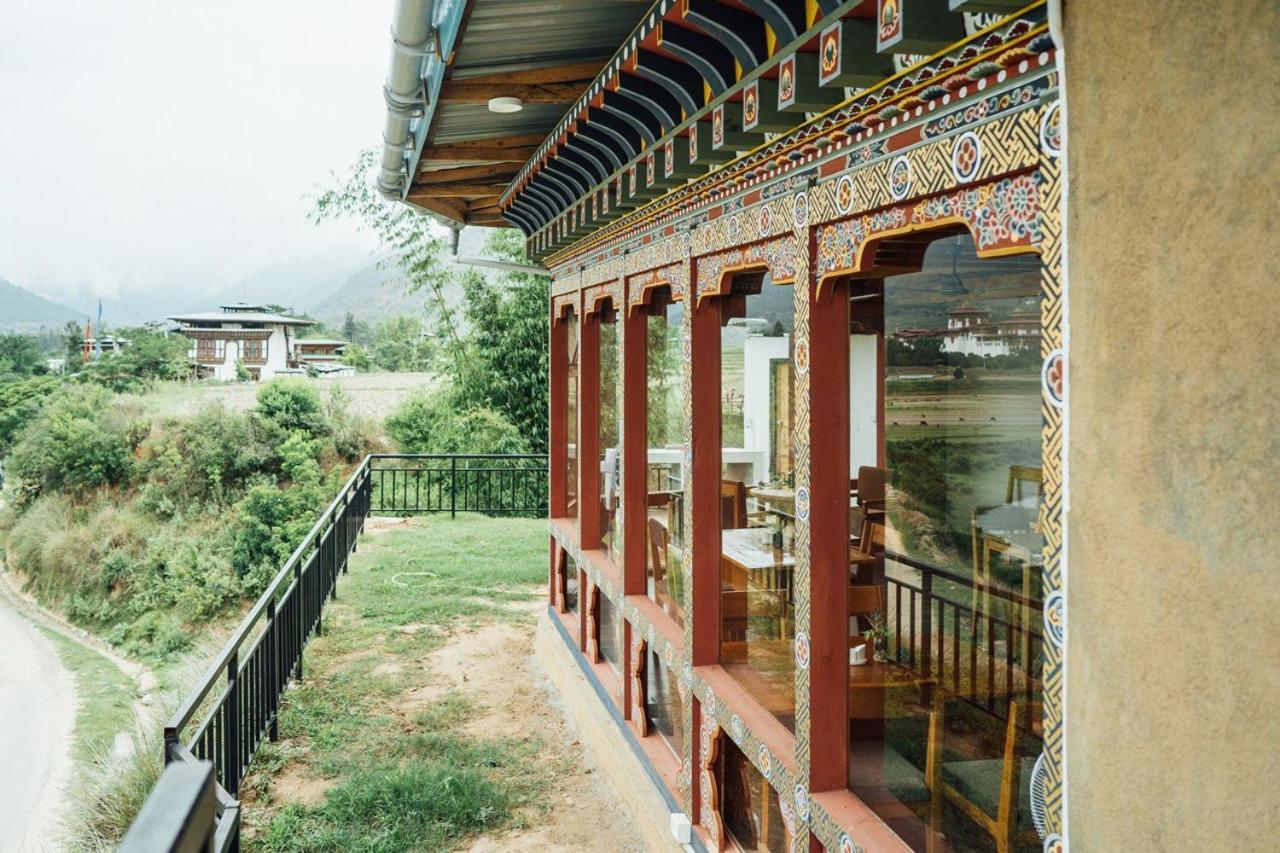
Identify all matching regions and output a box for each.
[1064,1,1279,848]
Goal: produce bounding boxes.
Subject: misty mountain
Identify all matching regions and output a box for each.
[195,248,372,316]
[0,277,84,332]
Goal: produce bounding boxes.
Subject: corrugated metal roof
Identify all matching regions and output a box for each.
[425,0,647,151]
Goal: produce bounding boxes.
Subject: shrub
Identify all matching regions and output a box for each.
[255,379,326,438]
[230,482,322,591]
[136,403,274,514]
[386,388,528,455]
[0,375,61,454]
[6,385,133,496]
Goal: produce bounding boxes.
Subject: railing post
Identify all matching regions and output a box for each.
[450,456,458,519]
[294,562,304,680]
[224,651,240,796]
[266,599,279,742]
[920,569,934,704]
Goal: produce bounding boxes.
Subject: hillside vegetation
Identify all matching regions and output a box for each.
[0,379,378,662]
[0,277,82,331]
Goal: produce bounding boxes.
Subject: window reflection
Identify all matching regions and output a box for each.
[599,592,621,673]
[646,292,685,625]
[564,554,579,616]
[565,310,579,517]
[718,278,797,732]
[845,233,1044,853]
[717,736,787,852]
[645,648,685,758]
[599,309,621,560]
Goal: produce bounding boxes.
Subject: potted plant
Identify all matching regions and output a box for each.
[863,611,891,663]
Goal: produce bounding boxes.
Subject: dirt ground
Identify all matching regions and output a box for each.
[243,516,646,851]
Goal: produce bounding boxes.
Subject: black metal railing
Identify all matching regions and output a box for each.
[369,453,547,517]
[883,550,1044,721]
[125,453,546,851]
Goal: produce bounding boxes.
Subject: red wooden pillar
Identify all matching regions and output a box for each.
[622,302,649,595]
[549,307,568,518]
[808,276,851,791]
[689,289,722,666]
[579,316,602,550]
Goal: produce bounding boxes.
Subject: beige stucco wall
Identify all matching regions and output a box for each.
[1064,1,1280,848]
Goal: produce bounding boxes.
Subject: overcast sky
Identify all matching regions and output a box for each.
[0,0,393,305]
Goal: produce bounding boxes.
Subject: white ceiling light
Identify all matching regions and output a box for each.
[487,96,524,113]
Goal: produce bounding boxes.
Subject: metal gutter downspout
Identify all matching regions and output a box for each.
[378,0,434,200]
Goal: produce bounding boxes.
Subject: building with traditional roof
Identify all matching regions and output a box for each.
[169,303,313,381]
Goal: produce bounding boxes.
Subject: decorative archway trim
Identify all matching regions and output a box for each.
[699,717,725,851]
[694,234,798,305]
[551,293,577,321]
[583,281,622,317]
[814,172,1044,302]
[626,263,687,314]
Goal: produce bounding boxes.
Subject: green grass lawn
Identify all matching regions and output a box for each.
[39,628,137,766]
[241,514,553,852]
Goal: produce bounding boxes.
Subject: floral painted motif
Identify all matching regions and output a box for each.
[794,486,810,522]
[757,744,772,778]
[794,631,811,670]
[731,714,743,741]
[663,140,675,178]
[1042,348,1064,408]
[793,337,809,376]
[952,130,982,183]
[816,176,1043,279]
[744,81,760,129]
[819,21,842,85]
[1040,101,1062,158]
[839,834,856,853]
[835,174,856,216]
[888,155,912,200]
[794,784,810,820]
[712,105,725,149]
[696,235,798,298]
[629,164,637,195]
[793,190,809,228]
[646,153,654,185]
[1044,590,1065,649]
[778,55,796,108]
[689,126,698,163]
[878,0,902,49]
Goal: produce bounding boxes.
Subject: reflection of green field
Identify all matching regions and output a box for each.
[887,373,1041,580]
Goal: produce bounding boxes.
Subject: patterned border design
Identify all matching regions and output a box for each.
[695,235,799,302]
[546,87,1067,851]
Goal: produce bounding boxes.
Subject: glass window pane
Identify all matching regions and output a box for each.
[646,296,685,625]
[565,311,579,517]
[719,279,797,732]
[645,648,686,758]
[717,737,787,852]
[564,554,579,615]
[598,592,621,672]
[846,233,1044,852]
[599,313,620,560]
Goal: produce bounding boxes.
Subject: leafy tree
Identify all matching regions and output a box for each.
[7,385,133,496]
[386,388,528,455]
[0,334,45,378]
[369,315,433,372]
[63,320,84,367]
[449,229,549,451]
[342,342,371,371]
[311,149,464,373]
[79,327,189,391]
[0,375,61,454]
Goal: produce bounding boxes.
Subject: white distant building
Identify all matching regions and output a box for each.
[937,306,1039,357]
[293,339,353,377]
[169,303,313,381]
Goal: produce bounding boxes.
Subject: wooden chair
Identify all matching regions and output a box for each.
[720,479,748,529]
[647,517,669,603]
[848,583,886,645]
[926,700,1041,853]
[850,466,887,547]
[1005,466,1043,504]
[850,517,886,570]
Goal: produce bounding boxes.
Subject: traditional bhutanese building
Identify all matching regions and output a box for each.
[375,1,1277,851]
[169,303,313,381]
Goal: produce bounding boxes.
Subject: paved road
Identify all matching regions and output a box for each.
[0,585,75,851]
